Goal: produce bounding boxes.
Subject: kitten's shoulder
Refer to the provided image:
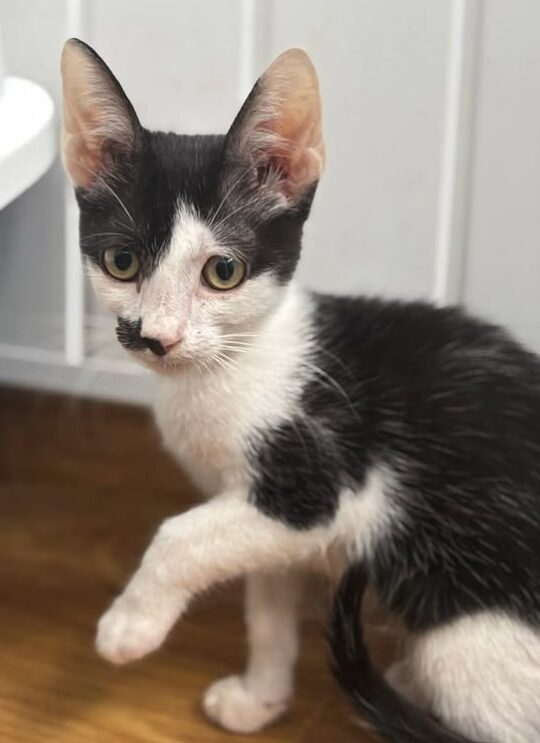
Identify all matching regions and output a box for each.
[310,291,522,354]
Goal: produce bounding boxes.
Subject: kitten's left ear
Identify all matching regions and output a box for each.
[61,38,141,189]
[225,49,325,205]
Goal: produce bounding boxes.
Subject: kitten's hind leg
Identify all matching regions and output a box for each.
[203,570,303,734]
[406,612,540,742]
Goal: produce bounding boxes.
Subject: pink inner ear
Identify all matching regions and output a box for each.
[255,118,323,199]
[247,49,325,200]
[61,40,136,189]
[62,124,107,189]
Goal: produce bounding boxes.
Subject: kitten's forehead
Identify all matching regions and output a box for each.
[166,203,218,267]
[136,133,225,271]
[77,132,226,270]
[78,127,306,285]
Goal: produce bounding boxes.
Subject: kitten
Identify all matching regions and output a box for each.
[61,38,540,743]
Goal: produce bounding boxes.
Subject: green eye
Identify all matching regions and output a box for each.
[202,256,246,291]
[103,247,140,281]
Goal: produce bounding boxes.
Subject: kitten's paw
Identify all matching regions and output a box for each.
[96,597,175,665]
[203,675,289,734]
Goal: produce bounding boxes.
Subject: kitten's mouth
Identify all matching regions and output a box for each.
[133,345,237,376]
[137,349,190,374]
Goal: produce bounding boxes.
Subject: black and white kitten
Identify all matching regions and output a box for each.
[61,38,540,743]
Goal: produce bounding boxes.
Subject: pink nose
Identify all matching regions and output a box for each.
[140,334,182,356]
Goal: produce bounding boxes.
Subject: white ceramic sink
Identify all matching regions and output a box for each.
[0,28,56,211]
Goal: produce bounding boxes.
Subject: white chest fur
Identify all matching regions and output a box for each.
[153,286,314,496]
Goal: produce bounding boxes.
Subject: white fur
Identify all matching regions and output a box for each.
[97,459,397,738]
[200,477,400,736]
[334,469,401,560]
[203,571,303,733]
[86,259,138,319]
[88,204,294,374]
[393,612,540,742]
[90,226,400,730]
[96,464,396,665]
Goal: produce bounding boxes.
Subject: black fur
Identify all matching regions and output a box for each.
[251,417,343,528]
[251,296,540,632]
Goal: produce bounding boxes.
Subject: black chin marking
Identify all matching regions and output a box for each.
[116,317,145,351]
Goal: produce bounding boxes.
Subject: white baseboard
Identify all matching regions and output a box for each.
[0,348,154,405]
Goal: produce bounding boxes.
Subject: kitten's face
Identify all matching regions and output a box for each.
[61,40,324,372]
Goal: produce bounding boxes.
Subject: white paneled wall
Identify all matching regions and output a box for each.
[0,0,537,404]
[272,0,452,299]
[464,0,540,351]
[0,0,66,355]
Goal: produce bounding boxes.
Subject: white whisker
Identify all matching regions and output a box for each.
[207,169,250,230]
[72,157,135,227]
[98,178,135,225]
[81,232,133,242]
[211,196,259,236]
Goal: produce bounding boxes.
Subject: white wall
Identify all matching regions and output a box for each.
[464,0,540,351]
[0,0,66,352]
[0,0,538,403]
[271,0,452,298]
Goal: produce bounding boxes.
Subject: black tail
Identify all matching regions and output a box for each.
[330,564,480,743]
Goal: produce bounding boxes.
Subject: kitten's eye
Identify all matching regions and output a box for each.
[202,256,246,291]
[102,247,140,281]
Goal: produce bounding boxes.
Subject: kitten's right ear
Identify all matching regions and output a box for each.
[61,38,141,189]
[224,49,324,207]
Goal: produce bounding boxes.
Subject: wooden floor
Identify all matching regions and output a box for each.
[0,386,396,742]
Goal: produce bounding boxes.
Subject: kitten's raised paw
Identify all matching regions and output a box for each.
[96,598,172,665]
[203,675,289,734]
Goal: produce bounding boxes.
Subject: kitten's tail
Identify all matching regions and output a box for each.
[330,563,480,743]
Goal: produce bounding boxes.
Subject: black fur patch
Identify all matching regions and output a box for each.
[116,317,145,352]
[251,295,540,631]
[78,132,226,276]
[250,417,346,528]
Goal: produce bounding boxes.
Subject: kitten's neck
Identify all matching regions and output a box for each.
[154,281,314,493]
[245,281,313,364]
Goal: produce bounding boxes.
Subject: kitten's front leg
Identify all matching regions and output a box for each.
[203,571,303,734]
[96,492,329,665]
[96,555,189,665]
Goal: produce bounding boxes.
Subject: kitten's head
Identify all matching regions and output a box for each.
[60,39,324,372]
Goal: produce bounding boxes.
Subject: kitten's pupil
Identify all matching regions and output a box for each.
[103,246,139,281]
[215,257,235,282]
[115,249,133,272]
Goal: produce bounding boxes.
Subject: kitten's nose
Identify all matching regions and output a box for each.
[141,334,182,356]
